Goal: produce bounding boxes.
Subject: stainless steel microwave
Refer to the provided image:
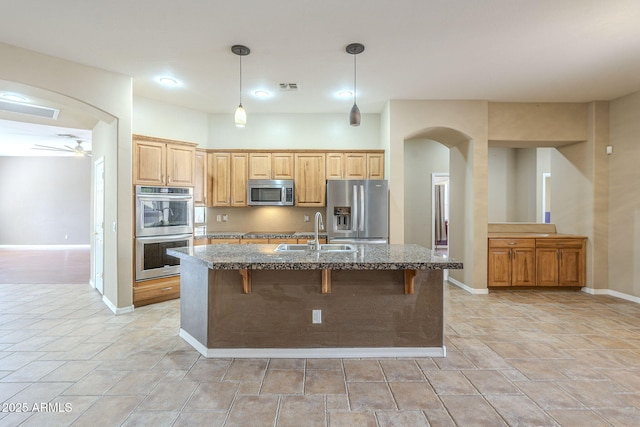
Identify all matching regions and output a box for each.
[247,179,294,206]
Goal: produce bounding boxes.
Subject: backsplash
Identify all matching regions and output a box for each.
[205,206,325,232]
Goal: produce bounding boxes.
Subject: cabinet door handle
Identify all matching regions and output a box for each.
[508,242,517,245]
[161,287,173,291]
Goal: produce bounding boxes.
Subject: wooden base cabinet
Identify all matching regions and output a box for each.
[535,239,585,286]
[488,236,585,288]
[488,239,535,287]
[133,276,180,307]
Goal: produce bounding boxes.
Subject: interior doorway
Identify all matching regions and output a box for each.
[93,157,105,294]
[432,173,449,253]
[542,172,551,223]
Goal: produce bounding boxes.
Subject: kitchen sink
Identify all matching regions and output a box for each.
[274,243,356,253]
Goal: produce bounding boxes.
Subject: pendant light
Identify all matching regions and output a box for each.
[346,43,365,126]
[231,45,250,127]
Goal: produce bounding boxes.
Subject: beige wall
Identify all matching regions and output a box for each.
[489,102,588,142]
[488,147,547,223]
[403,139,450,247]
[206,113,381,150]
[384,100,489,291]
[609,93,640,297]
[0,42,133,311]
[133,97,208,144]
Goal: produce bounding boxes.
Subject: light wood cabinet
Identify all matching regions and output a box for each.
[193,237,209,246]
[272,153,294,179]
[535,239,585,287]
[488,239,535,287]
[326,151,384,180]
[269,238,298,244]
[194,149,207,206]
[366,152,385,179]
[295,153,326,206]
[208,152,248,207]
[249,152,294,180]
[326,153,344,180]
[133,276,180,307]
[248,153,272,179]
[133,136,196,187]
[208,238,241,244]
[488,236,585,287]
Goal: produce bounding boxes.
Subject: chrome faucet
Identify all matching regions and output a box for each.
[308,211,324,251]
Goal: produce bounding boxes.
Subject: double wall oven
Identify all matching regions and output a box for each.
[135,186,193,281]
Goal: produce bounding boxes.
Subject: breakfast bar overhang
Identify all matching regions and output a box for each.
[168,244,462,358]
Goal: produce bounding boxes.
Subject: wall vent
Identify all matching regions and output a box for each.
[278,83,298,92]
[0,99,60,119]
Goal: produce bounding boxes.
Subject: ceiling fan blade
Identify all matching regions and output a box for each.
[33,145,72,152]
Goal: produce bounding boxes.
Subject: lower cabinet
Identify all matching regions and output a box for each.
[133,276,180,307]
[488,239,535,287]
[488,236,585,287]
[535,239,585,286]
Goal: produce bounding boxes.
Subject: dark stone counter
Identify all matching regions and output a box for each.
[169,243,462,358]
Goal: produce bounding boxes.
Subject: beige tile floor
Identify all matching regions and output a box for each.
[1,283,640,426]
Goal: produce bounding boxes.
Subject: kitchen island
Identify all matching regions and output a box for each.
[168,243,462,358]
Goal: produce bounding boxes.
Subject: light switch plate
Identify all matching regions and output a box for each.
[312,310,322,324]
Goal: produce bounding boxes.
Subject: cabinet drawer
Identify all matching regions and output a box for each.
[134,276,180,307]
[208,238,240,244]
[488,238,535,248]
[535,238,584,249]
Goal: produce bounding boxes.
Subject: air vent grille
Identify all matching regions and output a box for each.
[278,83,298,92]
[0,99,60,119]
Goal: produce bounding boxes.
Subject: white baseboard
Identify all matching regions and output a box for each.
[582,287,640,304]
[447,277,489,294]
[102,295,134,315]
[0,244,90,250]
[179,329,446,359]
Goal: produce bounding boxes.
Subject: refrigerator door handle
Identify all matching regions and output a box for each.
[352,185,358,232]
[359,184,365,231]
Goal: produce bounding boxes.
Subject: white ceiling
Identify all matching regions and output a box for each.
[1,0,640,153]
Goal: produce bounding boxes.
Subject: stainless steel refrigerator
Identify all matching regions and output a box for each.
[326,180,389,243]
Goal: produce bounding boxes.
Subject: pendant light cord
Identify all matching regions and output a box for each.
[239,55,243,105]
[353,53,357,105]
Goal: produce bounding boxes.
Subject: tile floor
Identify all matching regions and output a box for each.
[1,282,640,426]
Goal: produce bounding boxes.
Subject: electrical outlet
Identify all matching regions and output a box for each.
[304,215,310,222]
[64,234,68,240]
[312,309,322,324]
[216,215,222,222]
[222,214,228,222]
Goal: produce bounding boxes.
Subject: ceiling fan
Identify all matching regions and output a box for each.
[33,133,92,157]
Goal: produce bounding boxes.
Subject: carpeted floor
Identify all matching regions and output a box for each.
[0,246,90,284]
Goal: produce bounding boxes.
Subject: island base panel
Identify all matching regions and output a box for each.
[179,259,444,355]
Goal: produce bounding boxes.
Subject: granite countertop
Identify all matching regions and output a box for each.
[194,228,326,239]
[168,243,463,271]
[487,233,587,239]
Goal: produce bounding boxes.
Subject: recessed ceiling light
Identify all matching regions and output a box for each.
[158,77,180,87]
[254,90,271,98]
[2,93,27,102]
[337,90,353,98]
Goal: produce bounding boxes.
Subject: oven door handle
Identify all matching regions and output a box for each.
[136,234,193,244]
[136,195,193,202]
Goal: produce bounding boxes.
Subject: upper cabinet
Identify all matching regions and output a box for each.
[366,152,385,179]
[326,151,384,180]
[249,152,294,180]
[194,149,207,206]
[208,152,248,207]
[272,153,295,180]
[133,135,196,187]
[202,149,384,208]
[294,153,326,206]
